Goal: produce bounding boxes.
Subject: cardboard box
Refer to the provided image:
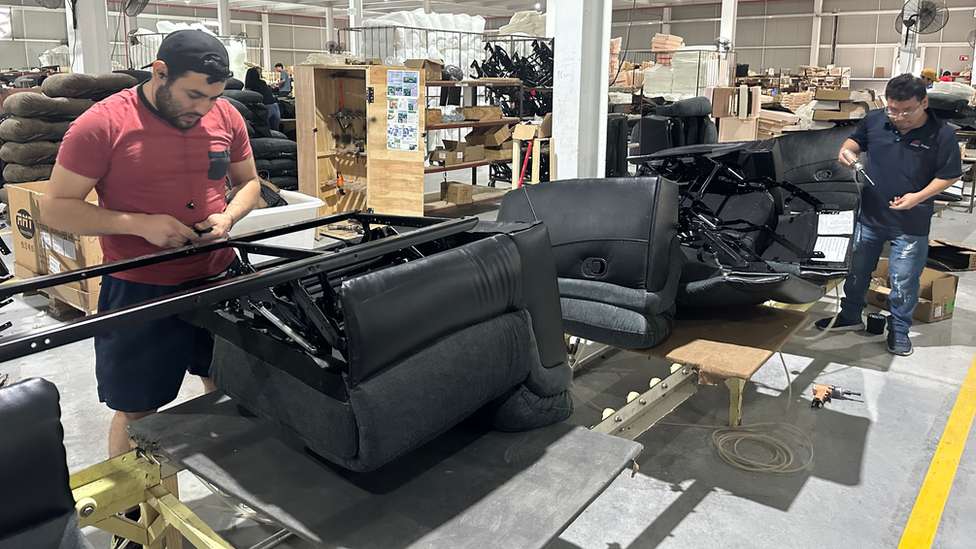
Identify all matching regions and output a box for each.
[717,117,758,142]
[445,183,473,205]
[425,108,442,126]
[403,58,443,82]
[462,106,504,121]
[465,125,512,147]
[867,259,958,323]
[874,67,885,78]
[440,180,463,200]
[431,148,466,166]
[812,103,868,120]
[13,263,99,315]
[9,181,102,292]
[927,239,976,271]
[484,141,514,160]
[814,89,874,102]
[442,139,466,152]
[538,113,552,138]
[512,124,539,140]
[711,86,762,119]
[463,144,485,162]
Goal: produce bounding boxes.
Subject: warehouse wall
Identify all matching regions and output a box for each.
[0,0,348,70]
[611,0,976,78]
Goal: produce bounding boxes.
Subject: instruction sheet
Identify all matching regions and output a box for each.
[812,236,850,263]
[386,70,420,151]
[817,210,855,235]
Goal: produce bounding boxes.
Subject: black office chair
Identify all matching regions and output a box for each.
[0,378,91,549]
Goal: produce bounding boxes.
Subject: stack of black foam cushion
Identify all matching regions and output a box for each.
[219,89,298,190]
[0,73,136,185]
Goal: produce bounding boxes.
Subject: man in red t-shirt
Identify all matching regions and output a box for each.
[40,31,260,468]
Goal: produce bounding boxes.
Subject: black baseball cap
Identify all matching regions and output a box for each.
[142,30,231,77]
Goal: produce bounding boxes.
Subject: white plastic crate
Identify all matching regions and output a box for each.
[230,190,324,263]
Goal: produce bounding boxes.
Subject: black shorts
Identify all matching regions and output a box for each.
[94,260,240,413]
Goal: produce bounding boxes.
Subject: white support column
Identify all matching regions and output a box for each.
[423,0,432,14]
[348,0,363,56]
[553,0,612,179]
[661,7,671,36]
[326,6,335,45]
[972,9,976,73]
[67,0,112,74]
[261,13,272,71]
[810,0,822,67]
[545,0,556,38]
[717,0,737,85]
[126,15,139,34]
[217,0,231,37]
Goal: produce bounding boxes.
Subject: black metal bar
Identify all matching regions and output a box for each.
[0,211,362,298]
[0,217,480,363]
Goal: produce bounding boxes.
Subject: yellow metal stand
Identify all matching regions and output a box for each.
[70,451,234,549]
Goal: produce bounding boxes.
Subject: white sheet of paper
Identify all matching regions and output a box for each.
[48,255,61,274]
[812,236,850,263]
[51,235,64,256]
[40,232,51,250]
[61,239,76,261]
[817,210,855,235]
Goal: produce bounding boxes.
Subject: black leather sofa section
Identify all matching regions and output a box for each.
[497,177,681,349]
[208,221,573,472]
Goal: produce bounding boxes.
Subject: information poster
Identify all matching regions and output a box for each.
[386,70,421,151]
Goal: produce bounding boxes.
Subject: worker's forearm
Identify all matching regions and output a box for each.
[916,178,958,202]
[841,139,861,155]
[224,178,261,225]
[40,197,143,237]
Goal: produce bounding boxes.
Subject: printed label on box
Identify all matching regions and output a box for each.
[48,255,61,274]
[52,235,64,256]
[41,232,51,250]
[61,239,76,261]
[934,306,942,318]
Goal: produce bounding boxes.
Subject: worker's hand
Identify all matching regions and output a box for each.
[838,149,855,167]
[194,212,233,242]
[889,192,923,210]
[136,214,201,249]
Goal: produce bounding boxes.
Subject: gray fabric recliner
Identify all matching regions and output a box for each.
[497,177,681,349]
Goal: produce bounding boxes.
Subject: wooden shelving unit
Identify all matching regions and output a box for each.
[296,64,426,217]
[424,158,511,174]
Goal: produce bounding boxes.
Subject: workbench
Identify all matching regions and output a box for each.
[127,392,643,549]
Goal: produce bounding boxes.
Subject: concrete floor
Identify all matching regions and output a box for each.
[1,201,975,548]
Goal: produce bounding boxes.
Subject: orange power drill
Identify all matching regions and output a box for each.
[336,171,346,196]
[811,384,861,408]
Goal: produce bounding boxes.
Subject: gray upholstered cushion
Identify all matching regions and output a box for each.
[0,118,70,143]
[0,512,92,549]
[40,72,137,100]
[3,163,54,183]
[2,93,93,119]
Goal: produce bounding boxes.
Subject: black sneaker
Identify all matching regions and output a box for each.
[887,330,913,356]
[814,314,864,332]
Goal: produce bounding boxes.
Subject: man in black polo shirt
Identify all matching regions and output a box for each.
[816,74,961,356]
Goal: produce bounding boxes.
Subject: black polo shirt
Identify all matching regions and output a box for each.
[850,108,962,236]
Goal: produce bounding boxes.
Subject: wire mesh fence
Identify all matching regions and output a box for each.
[110,34,262,74]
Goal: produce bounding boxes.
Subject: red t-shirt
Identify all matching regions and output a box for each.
[57,86,252,286]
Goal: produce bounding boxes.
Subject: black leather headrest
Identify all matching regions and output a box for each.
[497,177,679,293]
[0,378,75,540]
[775,125,854,184]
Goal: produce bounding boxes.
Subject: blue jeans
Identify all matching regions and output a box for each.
[266,102,281,132]
[840,222,928,335]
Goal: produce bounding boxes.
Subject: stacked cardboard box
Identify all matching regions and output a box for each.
[810,89,883,121]
[757,109,801,139]
[779,91,814,112]
[609,37,622,80]
[869,259,958,323]
[711,86,762,143]
[9,181,102,313]
[462,106,503,121]
[465,124,512,160]
[651,33,683,52]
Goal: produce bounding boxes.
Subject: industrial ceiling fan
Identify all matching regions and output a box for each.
[894,0,949,75]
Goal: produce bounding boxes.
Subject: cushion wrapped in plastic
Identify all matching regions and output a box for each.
[498,177,681,349]
[0,141,60,166]
[40,73,137,101]
[2,94,93,120]
[203,221,572,472]
[0,118,70,143]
